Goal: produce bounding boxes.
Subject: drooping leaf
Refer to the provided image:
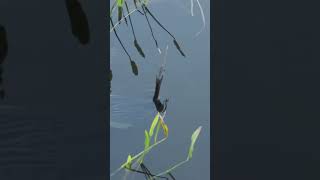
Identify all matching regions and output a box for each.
[149,112,159,137]
[140,130,150,163]
[188,126,202,160]
[110,0,117,16]
[117,0,124,7]
[118,6,123,23]
[173,39,186,57]
[160,117,169,137]
[125,155,132,169]
[134,39,145,58]
[133,0,138,8]
[144,130,150,151]
[130,60,138,76]
[154,118,161,143]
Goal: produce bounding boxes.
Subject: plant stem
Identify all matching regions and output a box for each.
[110,18,132,61]
[143,5,175,39]
[125,1,137,40]
[153,159,189,178]
[110,137,167,177]
[141,4,160,51]
[110,9,138,33]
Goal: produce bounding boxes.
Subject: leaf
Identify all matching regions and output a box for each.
[125,155,132,169]
[140,130,150,163]
[188,126,202,160]
[173,39,186,57]
[149,112,160,137]
[118,6,123,23]
[134,40,145,58]
[160,117,169,137]
[117,0,124,7]
[130,60,138,76]
[154,118,161,143]
[143,0,149,5]
[144,130,150,151]
[133,0,137,7]
[110,1,117,16]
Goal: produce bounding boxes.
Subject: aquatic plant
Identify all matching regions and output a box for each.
[109,0,186,76]
[110,112,202,180]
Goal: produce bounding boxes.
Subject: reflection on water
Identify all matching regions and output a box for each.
[65,0,90,45]
[0,25,8,99]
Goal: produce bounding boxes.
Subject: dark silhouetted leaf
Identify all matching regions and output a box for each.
[173,39,185,57]
[134,40,145,58]
[130,60,138,76]
[0,25,8,64]
[65,0,90,45]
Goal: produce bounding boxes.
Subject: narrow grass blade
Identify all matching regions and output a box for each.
[139,130,151,163]
[188,126,202,160]
[125,155,133,169]
[160,117,169,137]
[118,6,123,23]
[154,118,161,143]
[134,39,145,58]
[149,112,160,137]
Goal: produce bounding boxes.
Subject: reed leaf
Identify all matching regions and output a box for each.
[188,126,202,160]
[134,39,145,58]
[149,112,160,137]
[130,60,138,76]
[125,155,133,169]
[160,117,169,137]
[118,6,123,22]
[139,130,151,163]
[154,118,161,143]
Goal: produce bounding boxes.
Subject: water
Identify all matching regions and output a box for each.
[0,1,107,179]
[110,1,210,179]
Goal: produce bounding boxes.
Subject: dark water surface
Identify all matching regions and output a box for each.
[0,1,107,179]
[110,1,210,179]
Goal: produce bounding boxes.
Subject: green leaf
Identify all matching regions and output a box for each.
[139,130,150,163]
[188,126,202,160]
[117,0,124,7]
[125,155,132,169]
[149,112,160,137]
[110,0,117,16]
[160,117,169,137]
[144,130,150,151]
[118,6,123,22]
[173,39,186,57]
[154,118,161,143]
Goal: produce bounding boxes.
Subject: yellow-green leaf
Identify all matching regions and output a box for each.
[154,119,161,143]
[149,112,160,137]
[125,155,132,169]
[188,126,202,160]
[117,0,124,7]
[139,130,150,163]
[160,117,169,137]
